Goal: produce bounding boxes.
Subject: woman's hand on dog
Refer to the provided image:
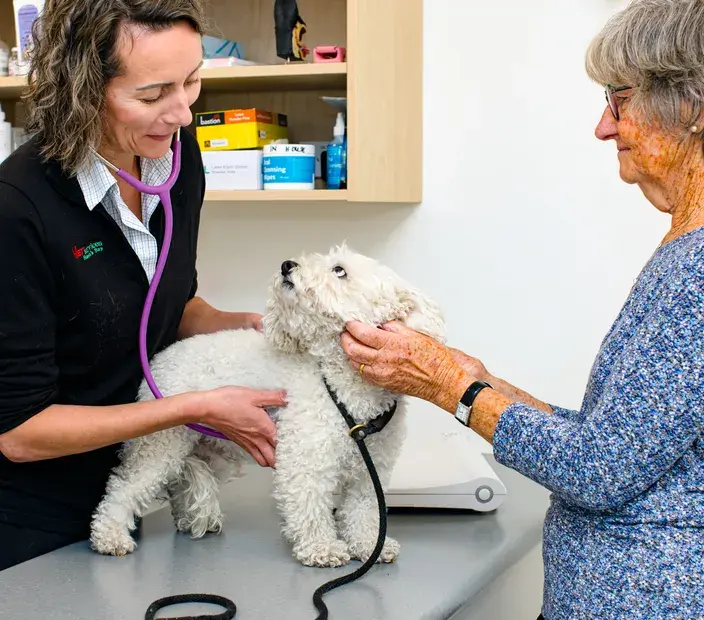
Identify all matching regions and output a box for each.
[199,386,287,467]
[341,321,477,413]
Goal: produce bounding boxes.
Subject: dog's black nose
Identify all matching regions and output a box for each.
[281,260,298,277]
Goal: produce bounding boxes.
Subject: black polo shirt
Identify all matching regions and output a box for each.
[0,129,203,536]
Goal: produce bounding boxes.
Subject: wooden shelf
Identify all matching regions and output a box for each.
[0,76,27,100]
[199,63,347,93]
[0,63,347,100]
[204,189,347,202]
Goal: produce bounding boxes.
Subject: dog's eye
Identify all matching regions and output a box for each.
[332,265,347,278]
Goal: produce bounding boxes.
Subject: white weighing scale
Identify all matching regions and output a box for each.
[385,406,506,512]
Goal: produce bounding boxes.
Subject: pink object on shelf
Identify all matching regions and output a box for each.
[313,46,346,63]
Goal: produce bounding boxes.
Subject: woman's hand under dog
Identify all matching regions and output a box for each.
[198,386,287,468]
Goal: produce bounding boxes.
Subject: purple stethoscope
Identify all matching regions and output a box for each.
[92,128,227,440]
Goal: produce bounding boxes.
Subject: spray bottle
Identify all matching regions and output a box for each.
[326,112,346,189]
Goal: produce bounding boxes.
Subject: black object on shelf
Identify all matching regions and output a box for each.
[274,0,309,61]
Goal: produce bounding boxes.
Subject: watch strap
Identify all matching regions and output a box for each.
[454,380,492,426]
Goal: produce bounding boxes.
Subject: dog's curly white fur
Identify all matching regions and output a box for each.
[89,245,446,567]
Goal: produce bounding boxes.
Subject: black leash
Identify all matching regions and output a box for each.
[145,594,236,620]
[143,378,397,620]
[320,377,397,441]
[312,378,397,619]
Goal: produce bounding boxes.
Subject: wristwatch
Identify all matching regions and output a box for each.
[454,381,493,426]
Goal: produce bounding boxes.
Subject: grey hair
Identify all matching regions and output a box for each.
[585,0,704,131]
[24,0,207,175]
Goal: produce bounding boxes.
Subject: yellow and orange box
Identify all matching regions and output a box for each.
[195,108,289,151]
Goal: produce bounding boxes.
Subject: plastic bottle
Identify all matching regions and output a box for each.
[8,47,19,76]
[326,112,346,190]
[340,124,347,188]
[0,105,12,164]
[0,38,9,77]
[8,46,29,77]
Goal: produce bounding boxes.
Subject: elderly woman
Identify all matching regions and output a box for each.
[342,1,703,618]
[0,0,285,571]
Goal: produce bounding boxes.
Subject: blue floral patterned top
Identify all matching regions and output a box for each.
[493,226,704,620]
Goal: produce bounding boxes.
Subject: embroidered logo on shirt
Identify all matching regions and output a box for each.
[72,241,104,260]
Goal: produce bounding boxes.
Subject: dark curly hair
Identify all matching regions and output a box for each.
[24,0,206,175]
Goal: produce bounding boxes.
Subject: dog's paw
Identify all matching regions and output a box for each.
[378,537,400,562]
[90,529,137,556]
[204,513,224,535]
[294,540,351,568]
[174,510,224,539]
[348,536,400,563]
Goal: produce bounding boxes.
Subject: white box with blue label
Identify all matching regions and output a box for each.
[262,144,316,190]
[202,150,263,191]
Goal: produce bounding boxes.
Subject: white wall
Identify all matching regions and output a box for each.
[197,0,664,429]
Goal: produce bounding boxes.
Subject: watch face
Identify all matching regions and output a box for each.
[455,402,470,425]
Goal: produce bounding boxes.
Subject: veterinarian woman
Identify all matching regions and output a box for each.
[342,2,703,619]
[0,0,286,571]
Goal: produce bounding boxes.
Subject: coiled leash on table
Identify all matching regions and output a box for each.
[145,377,397,620]
[145,594,237,620]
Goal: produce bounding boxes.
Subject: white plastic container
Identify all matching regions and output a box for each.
[262,143,316,190]
[0,105,13,164]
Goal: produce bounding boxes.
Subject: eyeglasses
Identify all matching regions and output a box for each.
[605,85,632,121]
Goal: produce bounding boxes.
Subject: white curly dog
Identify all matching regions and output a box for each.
[89,245,446,567]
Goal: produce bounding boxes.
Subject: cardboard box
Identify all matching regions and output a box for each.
[202,150,263,190]
[196,108,288,151]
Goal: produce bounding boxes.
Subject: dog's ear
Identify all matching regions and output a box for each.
[394,279,447,344]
